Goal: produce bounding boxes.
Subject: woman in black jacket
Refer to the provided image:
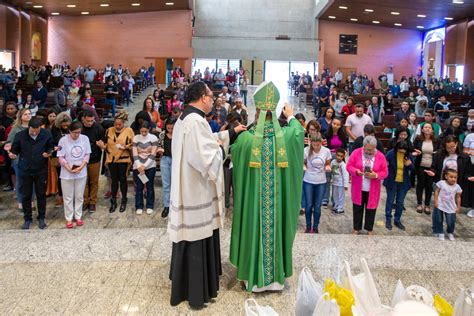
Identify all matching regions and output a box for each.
[425,135,471,210]
[412,122,439,214]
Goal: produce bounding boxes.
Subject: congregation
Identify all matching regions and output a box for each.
[0,61,473,243]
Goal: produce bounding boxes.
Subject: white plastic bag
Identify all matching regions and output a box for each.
[453,288,474,316]
[245,298,279,316]
[312,293,340,316]
[405,285,434,307]
[393,300,438,316]
[295,267,323,316]
[344,258,384,315]
[391,279,410,308]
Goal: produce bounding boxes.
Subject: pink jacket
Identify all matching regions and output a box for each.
[346,148,388,209]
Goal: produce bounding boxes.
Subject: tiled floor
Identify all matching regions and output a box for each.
[0,85,472,315]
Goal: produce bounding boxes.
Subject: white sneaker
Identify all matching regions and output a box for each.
[136,209,143,215]
[448,233,455,241]
[438,234,445,241]
[467,209,474,218]
[146,208,154,215]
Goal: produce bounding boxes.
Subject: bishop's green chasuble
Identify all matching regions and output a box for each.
[229,82,304,291]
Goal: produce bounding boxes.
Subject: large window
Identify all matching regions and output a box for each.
[192,59,217,73]
[0,51,14,70]
[290,62,317,78]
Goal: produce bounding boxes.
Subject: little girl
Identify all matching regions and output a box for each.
[331,148,349,214]
[433,168,462,241]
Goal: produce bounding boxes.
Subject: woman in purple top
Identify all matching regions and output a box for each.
[323,117,348,206]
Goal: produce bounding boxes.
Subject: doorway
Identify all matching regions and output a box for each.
[265,61,290,96]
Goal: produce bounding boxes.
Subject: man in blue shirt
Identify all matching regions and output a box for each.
[148,63,156,86]
[390,80,401,98]
[317,82,330,117]
[32,80,48,108]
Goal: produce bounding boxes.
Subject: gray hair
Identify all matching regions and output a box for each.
[363,135,377,146]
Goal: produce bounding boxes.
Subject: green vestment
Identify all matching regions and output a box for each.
[229,118,304,291]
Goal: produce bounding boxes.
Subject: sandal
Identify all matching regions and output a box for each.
[66,222,73,229]
[76,219,84,227]
[424,206,431,215]
[416,205,423,214]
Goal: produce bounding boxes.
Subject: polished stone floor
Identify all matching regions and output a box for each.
[0,86,472,315]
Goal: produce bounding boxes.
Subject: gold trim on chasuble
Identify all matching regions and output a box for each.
[260,128,276,286]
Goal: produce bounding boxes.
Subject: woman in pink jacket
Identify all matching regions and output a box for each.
[346,135,388,235]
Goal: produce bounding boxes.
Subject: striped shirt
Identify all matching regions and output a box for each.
[132,133,159,170]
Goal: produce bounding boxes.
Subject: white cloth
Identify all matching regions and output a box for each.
[168,112,230,243]
[463,133,474,151]
[345,114,373,142]
[436,180,462,214]
[443,154,458,172]
[303,146,332,184]
[57,135,91,179]
[61,177,87,221]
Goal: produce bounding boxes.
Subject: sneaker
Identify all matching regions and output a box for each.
[3,185,13,192]
[312,228,319,234]
[38,219,47,230]
[447,233,455,241]
[438,234,445,241]
[89,204,96,214]
[104,191,112,199]
[146,208,154,215]
[22,220,31,230]
[304,228,311,233]
[136,209,143,215]
[322,201,328,207]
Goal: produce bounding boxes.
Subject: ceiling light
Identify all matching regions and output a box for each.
[338,6,348,9]
[51,12,60,15]
[444,17,453,20]
[394,23,402,26]
[417,25,424,29]
[364,9,374,12]
[26,1,32,4]
[165,2,174,5]
[391,12,400,15]
[453,0,464,3]
[328,16,336,19]
[33,5,43,8]
[67,4,76,8]
[350,18,358,21]
[100,3,109,7]
[417,14,426,18]
[372,20,380,24]
[81,11,89,15]
[131,3,141,6]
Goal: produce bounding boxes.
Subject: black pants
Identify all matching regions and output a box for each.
[353,191,376,231]
[416,166,433,206]
[109,163,128,202]
[224,166,232,209]
[21,171,47,221]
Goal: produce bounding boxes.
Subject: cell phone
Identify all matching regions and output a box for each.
[71,165,80,170]
[47,146,62,154]
[364,166,372,173]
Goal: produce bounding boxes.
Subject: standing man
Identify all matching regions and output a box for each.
[104,78,119,117]
[32,80,48,108]
[168,81,245,308]
[81,110,105,213]
[345,104,373,153]
[230,82,305,292]
[148,63,155,86]
[9,117,54,229]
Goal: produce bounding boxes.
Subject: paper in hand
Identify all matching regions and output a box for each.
[138,173,149,184]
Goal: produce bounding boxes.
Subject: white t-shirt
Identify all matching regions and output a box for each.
[57,134,92,179]
[345,113,373,142]
[463,133,474,151]
[362,154,375,192]
[443,154,458,172]
[436,180,462,214]
[304,146,332,184]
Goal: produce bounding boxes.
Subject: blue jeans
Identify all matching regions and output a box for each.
[348,142,354,155]
[303,181,326,229]
[133,168,156,210]
[385,183,408,223]
[301,182,306,210]
[432,208,456,234]
[241,90,247,105]
[160,156,172,208]
[106,98,116,117]
[121,90,130,106]
[12,159,22,203]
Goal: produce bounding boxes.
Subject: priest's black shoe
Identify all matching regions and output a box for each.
[394,221,406,231]
[161,207,169,218]
[22,220,31,230]
[38,218,47,229]
[109,199,117,213]
[119,199,127,213]
[385,221,392,230]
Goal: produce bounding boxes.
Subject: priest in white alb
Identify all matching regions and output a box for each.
[168,81,245,309]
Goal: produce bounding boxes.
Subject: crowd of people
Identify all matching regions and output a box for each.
[0,61,473,242]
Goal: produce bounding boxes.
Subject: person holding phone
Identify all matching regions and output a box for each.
[57,121,91,229]
[346,135,388,235]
